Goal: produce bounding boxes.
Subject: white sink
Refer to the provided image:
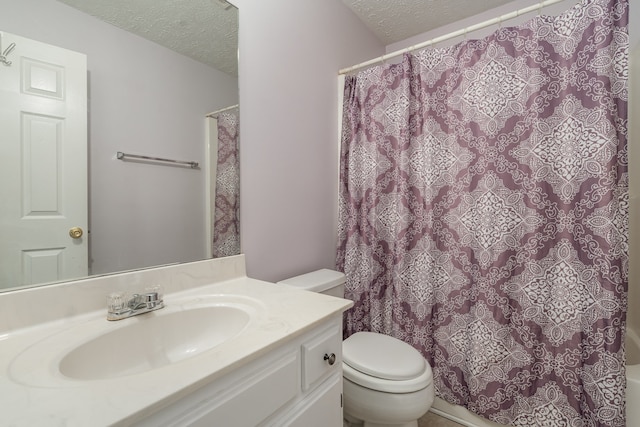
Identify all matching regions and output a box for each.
[8,294,264,386]
[60,305,250,380]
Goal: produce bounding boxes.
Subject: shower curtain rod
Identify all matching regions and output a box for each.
[206,104,239,118]
[339,0,567,75]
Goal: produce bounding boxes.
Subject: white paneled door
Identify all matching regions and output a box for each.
[0,31,87,289]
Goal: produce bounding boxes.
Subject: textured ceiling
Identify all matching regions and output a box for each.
[56,0,519,77]
[57,0,238,76]
[341,0,518,45]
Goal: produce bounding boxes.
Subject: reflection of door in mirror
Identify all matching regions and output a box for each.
[0,31,88,289]
[206,107,240,258]
[0,0,238,293]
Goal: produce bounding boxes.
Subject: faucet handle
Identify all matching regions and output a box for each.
[107,292,126,313]
[145,285,163,300]
[144,292,159,308]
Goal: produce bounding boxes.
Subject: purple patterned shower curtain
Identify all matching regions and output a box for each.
[212,111,240,258]
[337,0,628,425]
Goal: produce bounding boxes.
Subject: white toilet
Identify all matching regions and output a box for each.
[278,269,434,427]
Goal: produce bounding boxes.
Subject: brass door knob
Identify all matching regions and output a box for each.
[69,227,83,239]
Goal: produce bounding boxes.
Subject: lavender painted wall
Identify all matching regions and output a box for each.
[0,0,239,276]
[233,0,384,282]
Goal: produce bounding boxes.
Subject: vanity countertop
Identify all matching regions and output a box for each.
[0,276,352,426]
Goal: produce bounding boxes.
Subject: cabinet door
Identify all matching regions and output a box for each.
[190,353,298,427]
[284,375,343,427]
[138,351,298,427]
[301,324,342,391]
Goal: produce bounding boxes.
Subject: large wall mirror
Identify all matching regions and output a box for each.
[0,0,239,293]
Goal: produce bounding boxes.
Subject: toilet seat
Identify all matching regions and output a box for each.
[343,332,433,393]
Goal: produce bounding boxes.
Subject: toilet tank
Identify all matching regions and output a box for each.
[277,269,345,298]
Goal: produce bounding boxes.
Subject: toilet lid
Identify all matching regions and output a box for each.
[343,332,426,380]
[343,360,432,393]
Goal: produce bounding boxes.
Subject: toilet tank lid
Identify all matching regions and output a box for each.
[277,269,345,293]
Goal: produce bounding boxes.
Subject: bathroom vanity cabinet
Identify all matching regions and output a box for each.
[0,256,352,427]
[137,316,344,427]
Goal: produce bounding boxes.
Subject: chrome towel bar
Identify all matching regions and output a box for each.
[116,151,199,169]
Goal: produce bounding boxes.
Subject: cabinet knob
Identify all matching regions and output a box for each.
[324,353,336,366]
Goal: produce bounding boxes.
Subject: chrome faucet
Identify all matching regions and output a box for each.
[107,289,164,321]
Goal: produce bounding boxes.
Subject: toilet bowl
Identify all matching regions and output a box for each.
[278,269,434,427]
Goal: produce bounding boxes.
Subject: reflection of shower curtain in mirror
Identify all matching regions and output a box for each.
[212,111,240,257]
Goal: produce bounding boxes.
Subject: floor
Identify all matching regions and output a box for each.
[418,411,465,427]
